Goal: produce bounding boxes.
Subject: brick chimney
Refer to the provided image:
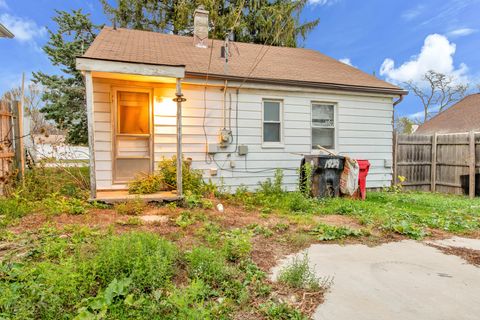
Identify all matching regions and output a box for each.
[193,6,209,48]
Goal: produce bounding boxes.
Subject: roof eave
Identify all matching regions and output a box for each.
[0,24,14,38]
[185,72,408,96]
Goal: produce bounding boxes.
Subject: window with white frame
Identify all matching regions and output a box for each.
[263,100,282,144]
[312,103,335,149]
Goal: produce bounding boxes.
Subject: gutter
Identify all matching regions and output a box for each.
[185,72,408,96]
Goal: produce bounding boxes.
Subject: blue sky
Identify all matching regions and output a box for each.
[1,0,479,118]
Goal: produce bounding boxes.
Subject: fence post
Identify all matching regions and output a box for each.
[393,132,397,185]
[469,131,476,198]
[12,101,25,181]
[431,133,437,192]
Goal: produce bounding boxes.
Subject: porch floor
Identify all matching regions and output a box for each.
[93,190,180,204]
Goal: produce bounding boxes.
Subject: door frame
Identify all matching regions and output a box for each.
[112,86,154,184]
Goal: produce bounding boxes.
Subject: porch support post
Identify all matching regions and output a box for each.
[174,78,185,197]
[85,71,97,199]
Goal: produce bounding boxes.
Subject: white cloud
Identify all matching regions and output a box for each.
[339,58,354,67]
[380,34,468,85]
[308,0,339,6]
[0,0,7,9]
[0,13,46,42]
[447,28,477,38]
[401,5,425,21]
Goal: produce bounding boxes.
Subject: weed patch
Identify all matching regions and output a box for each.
[309,223,364,241]
[278,254,323,290]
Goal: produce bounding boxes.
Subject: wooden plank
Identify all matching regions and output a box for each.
[469,131,475,198]
[76,57,186,78]
[0,152,15,158]
[436,181,462,188]
[85,71,97,198]
[397,162,432,166]
[431,133,437,192]
[12,101,25,181]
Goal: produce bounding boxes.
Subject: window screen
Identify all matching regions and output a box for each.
[312,104,335,149]
[117,91,149,134]
[263,101,282,143]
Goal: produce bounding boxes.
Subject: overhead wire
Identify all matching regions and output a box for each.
[202,1,245,165]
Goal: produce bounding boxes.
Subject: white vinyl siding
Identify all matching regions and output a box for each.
[91,77,394,191]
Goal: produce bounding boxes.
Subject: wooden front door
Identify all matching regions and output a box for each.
[113,89,152,184]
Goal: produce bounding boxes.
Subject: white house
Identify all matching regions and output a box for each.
[76,8,406,201]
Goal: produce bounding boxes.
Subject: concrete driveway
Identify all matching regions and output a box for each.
[271,238,480,320]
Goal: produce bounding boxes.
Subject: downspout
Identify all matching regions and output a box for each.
[393,94,404,107]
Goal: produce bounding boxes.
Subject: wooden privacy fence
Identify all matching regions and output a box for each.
[0,100,15,194]
[394,132,480,198]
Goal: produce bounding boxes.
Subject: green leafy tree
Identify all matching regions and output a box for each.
[33,10,101,145]
[101,0,319,47]
[395,116,416,134]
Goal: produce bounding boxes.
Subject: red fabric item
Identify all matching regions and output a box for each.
[356,160,371,200]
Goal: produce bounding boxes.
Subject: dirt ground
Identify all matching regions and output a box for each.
[3,202,479,319]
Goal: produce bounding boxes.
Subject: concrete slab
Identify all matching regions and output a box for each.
[271,240,480,320]
[139,215,169,224]
[427,236,480,251]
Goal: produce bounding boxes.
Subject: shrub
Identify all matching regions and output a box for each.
[157,156,204,194]
[128,173,166,194]
[223,229,252,262]
[114,199,145,215]
[278,254,321,290]
[127,156,208,195]
[93,232,177,291]
[309,223,363,241]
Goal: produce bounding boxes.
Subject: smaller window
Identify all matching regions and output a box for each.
[312,103,335,149]
[263,100,282,144]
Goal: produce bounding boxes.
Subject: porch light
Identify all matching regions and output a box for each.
[154,96,177,116]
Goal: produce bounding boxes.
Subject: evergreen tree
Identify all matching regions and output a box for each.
[101,0,319,47]
[33,10,101,145]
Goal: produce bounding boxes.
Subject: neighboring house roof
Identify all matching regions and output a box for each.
[415,94,480,134]
[82,27,405,95]
[0,23,14,38]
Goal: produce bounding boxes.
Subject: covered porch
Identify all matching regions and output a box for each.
[76,57,186,203]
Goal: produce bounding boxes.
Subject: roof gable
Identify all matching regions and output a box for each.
[415,94,480,134]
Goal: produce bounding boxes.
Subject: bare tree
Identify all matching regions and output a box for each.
[1,84,59,135]
[404,70,468,123]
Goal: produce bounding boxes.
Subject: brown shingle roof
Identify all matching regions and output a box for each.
[415,94,480,134]
[83,27,404,94]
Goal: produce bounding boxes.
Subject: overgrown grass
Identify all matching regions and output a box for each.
[227,170,480,240]
[0,166,90,233]
[316,192,480,239]
[0,226,303,319]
